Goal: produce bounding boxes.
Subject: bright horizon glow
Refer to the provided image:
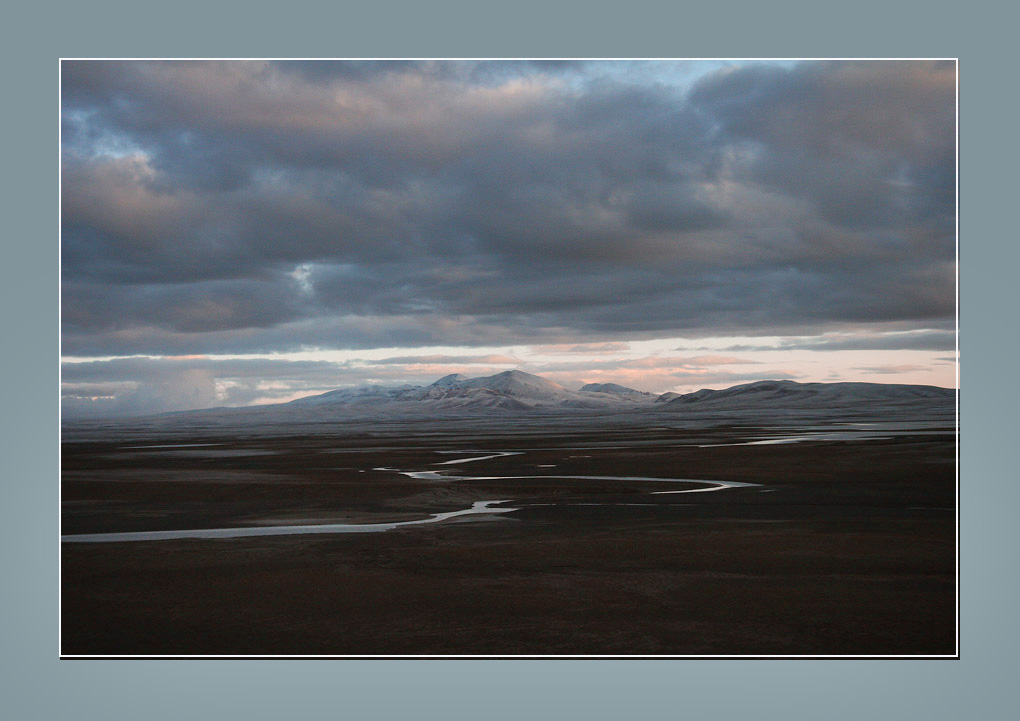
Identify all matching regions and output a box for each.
[61,329,957,416]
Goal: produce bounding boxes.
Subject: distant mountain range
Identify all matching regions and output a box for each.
[278,369,953,417]
[97,370,955,425]
[287,369,651,413]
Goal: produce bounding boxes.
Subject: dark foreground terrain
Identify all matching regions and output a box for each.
[61,409,956,656]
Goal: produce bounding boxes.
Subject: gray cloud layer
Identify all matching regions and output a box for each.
[62,60,956,357]
[709,329,957,353]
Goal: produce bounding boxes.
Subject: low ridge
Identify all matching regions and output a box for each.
[661,379,953,410]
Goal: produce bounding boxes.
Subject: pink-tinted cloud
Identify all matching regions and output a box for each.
[526,355,797,392]
[528,354,761,374]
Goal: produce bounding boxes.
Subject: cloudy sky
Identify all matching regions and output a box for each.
[61,59,956,417]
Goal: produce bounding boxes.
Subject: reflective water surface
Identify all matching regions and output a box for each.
[62,500,517,543]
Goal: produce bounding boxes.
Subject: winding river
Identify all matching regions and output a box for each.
[61,449,758,543]
[61,500,516,543]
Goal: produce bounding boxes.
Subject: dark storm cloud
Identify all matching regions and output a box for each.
[688,61,956,229]
[62,356,343,382]
[272,59,592,87]
[61,60,956,357]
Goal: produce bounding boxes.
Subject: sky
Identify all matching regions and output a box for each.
[60,59,957,417]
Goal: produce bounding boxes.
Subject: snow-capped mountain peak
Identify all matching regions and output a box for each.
[430,373,470,388]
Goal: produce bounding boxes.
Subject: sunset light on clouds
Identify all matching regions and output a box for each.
[61,60,956,417]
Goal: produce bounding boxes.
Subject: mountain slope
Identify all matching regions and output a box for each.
[286,369,659,415]
[451,370,573,401]
[659,379,954,411]
[579,382,651,397]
